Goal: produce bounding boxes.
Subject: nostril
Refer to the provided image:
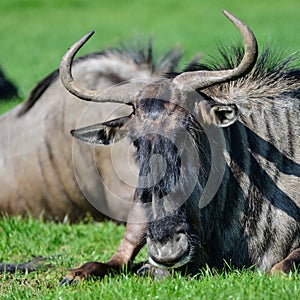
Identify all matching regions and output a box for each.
[176,233,183,243]
[175,225,187,235]
[175,227,186,243]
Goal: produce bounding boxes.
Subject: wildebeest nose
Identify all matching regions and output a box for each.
[148,233,189,268]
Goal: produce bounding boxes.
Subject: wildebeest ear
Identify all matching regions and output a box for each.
[70,115,131,145]
[200,102,239,127]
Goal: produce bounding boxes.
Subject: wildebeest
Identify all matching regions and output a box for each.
[0,36,182,222]
[60,10,300,282]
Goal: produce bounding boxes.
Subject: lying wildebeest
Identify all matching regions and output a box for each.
[0,35,182,222]
[60,10,300,282]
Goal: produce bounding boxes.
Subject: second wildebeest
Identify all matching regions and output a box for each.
[60,10,300,282]
[0,38,181,222]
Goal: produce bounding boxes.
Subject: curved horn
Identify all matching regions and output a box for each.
[173,10,258,90]
[59,31,146,104]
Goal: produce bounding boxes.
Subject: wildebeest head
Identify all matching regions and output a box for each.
[60,10,258,273]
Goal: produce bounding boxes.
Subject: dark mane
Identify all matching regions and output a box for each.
[17,53,104,116]
[205,45,300,99]
[108,39,182,74]
[184,44,299,74]
[17,68,59,116]
[18,40,182,116]
[166,44,300,98]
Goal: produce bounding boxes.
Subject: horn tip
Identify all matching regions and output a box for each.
[222,10,234,20]
[78,31,95,45]
[222,10,245,28]
[85,30,95,40]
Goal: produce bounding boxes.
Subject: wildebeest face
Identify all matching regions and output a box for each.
[129,91,202,271]
[70,80,239,272]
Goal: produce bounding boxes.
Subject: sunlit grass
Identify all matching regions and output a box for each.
[0,216,300,299]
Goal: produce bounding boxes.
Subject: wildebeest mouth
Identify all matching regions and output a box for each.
[148,252,191,270]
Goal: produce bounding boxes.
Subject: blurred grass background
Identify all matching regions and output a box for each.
[0,0,299,103]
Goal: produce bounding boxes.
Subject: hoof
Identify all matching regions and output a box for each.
[60,274,81,285]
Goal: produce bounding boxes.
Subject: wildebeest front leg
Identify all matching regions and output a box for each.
[61,210,146,283]
[271,248,300,274]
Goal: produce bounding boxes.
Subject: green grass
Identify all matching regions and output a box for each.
[0,1,300,298]
[0,216,300,300]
